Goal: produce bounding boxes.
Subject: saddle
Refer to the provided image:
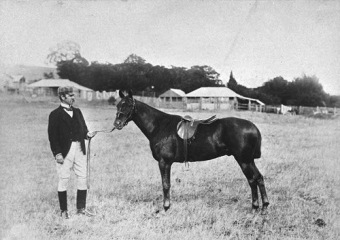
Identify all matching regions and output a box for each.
[177,115,217,139]
[177,115,217,165]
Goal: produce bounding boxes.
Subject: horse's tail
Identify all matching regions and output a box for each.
[253,129,262,159]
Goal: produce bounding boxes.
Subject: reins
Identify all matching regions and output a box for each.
[87,99,135,189]
[87,126,115,189]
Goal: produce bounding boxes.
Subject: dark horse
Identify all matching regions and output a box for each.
[114,90,269,213]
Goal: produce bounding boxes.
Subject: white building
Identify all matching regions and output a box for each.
[28,79,93,97]
[186,87,264,111]
[158,88,186,108]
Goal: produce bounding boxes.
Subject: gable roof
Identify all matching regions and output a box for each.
[159,88,186,97]
[186,87,240,98]
[186,87,265,105]
[10,75,25,82]
[28,79,93,91]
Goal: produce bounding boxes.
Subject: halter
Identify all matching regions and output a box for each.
[116,98,136,127]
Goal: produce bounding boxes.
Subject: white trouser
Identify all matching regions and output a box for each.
[56,142,87,191]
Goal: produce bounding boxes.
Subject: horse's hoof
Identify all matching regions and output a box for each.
[251,208,260,214]
[164,205,170,212]
[252,204,260,210]
[261,204,269,215]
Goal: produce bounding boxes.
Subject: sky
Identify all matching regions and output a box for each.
[0,0,340,95]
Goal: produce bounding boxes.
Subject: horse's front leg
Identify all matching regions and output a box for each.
[158,159,172,211]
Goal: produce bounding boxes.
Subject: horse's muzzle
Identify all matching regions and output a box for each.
[114,120,124,130]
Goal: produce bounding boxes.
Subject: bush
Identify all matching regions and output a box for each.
[108,96,116,105]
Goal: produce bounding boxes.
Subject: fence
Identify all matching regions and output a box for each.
[103,95,339,116]
[7,89,339,116]
[260,105,338,116]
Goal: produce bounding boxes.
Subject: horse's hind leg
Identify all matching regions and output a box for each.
[237,160,260,211]
[252,163,269,212]
[237,160,269,213]
[158,159,172,211]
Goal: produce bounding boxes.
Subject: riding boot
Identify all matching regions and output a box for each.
[76,190,95,216]
[58,191,68,211]
[58,191,69,219]
[76,189,87,210]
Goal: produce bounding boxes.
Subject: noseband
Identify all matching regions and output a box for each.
[116,99,136,127]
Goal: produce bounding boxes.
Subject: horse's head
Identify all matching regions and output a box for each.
[114,90,136,130]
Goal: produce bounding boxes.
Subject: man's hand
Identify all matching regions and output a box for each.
[87,131,97,139]
[55,153,64,164]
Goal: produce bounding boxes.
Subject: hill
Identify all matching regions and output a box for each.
[0,64,58,83]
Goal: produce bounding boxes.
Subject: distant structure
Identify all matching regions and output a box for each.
[0,64,58,94]
[0,74,26,93]
[186,87,264,111]
[159,88,186,109]
[28,79,93,97]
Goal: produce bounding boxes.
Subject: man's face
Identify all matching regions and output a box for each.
[62,93,75,106]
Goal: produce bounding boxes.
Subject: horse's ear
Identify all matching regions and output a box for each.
[128,90,133,99]
[119,90,125,99]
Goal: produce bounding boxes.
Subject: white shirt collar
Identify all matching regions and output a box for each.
[60,102,72,109]
[60,103,73,117]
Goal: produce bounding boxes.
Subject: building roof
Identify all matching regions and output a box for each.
[28,79,93,91]
[186,87,241,98]
[186,87,265,105]
[159,88,186,97]
[11,75,25,82]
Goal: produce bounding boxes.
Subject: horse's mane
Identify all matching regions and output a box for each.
[135,99,180,120]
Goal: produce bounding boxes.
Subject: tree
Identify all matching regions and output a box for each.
[145,65,172,93]
[43,72,54,79]
[227,71,237,89]
[170,66,188,89]
[46,41,88,66]
[287,75,327,106]
[329,95,340,108]
[123,54,146,64]
[260,76,289,104]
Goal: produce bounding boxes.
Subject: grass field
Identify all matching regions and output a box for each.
[1,94,339,240]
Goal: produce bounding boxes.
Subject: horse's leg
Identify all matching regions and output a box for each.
[158,159,172,211]
[236,160,260,211]
[252,162,269,213]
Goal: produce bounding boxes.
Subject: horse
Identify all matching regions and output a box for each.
[113,90,269,213]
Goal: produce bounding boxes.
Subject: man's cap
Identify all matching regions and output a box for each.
[58,86,74,96]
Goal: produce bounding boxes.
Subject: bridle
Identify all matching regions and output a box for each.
[116,98,136,127]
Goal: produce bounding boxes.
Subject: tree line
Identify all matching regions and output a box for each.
[47,41,339,107]
[56,54,222,95]
[227,72,340,107]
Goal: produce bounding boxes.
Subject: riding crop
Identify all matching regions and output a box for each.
[87,126,115,190]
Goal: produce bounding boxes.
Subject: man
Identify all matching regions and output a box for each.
[48,86,97,219]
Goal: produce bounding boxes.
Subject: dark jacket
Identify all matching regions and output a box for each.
[48,106,89,158]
